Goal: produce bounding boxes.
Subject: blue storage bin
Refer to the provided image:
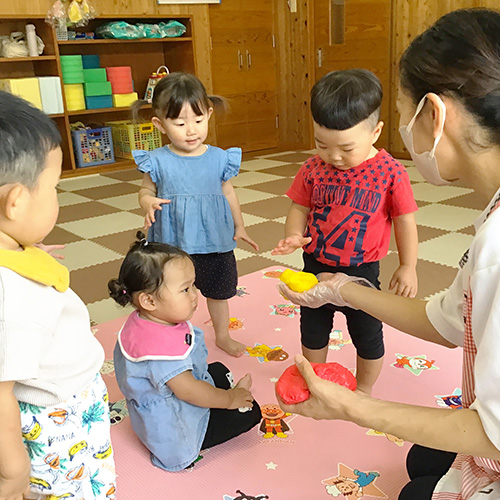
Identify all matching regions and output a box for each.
[82,54,101,69]
[71,126,115,167]
[84,95,113,109]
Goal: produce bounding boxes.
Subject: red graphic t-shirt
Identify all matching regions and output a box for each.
[287,149,418,267]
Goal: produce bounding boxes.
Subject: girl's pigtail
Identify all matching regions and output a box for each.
[131,99,150,123]
[108,278,132,307]
[208,94,229,114]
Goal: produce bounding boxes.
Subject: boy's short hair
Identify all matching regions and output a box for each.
[311,69,383,130]
[0,91,61,189]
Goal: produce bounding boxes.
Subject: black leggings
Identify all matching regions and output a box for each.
[398,445,457,499]
[201,362,261,450]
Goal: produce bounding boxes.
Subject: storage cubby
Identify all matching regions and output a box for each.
[0,15,195,177]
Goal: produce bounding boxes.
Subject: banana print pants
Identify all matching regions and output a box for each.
[19,374,116,500]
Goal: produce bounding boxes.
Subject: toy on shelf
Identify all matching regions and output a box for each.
[144,65,169,103]
[276,362,357,405]
[46,0,97,29]
[279,269,318,293]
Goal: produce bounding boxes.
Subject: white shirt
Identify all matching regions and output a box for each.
[427,188,500,498]
[0,268,104,406]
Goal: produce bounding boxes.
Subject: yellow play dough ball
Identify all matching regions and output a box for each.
[279,269,318,293]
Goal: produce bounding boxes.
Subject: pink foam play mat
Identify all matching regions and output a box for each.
[94,266,463,500]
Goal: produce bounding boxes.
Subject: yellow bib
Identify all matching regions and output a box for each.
[0,246,69,292]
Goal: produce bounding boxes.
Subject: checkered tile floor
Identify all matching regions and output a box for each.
[46,150,482,325]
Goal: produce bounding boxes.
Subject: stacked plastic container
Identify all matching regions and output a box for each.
[105,66,138,107]
[61,55,85,111]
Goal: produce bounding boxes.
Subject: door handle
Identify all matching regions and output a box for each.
[246,50,251,70]
[237,49,243,70]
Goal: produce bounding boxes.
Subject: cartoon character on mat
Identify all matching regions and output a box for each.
[366,429,404,446]
[270,304,300,318]
[260,404,291,438]
[204,317,244,330]
[329,330,352,351]
[246,344,289,363]
[436,388,462,410]
[262,269,283,279]
[223,491,269,500]
[100,360,115,377]
[108,399,129,426]
[322,463,387,498]
[236,285,250,297]
[391,354,438,375]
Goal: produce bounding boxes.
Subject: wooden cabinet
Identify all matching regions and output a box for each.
[209,0,278,152]
[0,15,195,177]
[312,0,391,150]
[388,0,480,157]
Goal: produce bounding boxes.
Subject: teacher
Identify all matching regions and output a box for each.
[277,8,500,500]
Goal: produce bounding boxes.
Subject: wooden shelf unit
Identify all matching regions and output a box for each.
[0,15,195,178]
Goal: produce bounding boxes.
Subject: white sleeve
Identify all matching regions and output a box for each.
[426,272,465,347]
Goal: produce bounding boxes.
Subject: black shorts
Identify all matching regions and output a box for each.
[190,251,237,300]
[300,252,384,360]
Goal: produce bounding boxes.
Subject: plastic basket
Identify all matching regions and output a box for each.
[55,24,68,41]
[71,127,115,167]
[105,120,162,159]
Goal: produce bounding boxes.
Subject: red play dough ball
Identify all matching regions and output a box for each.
[276,362,357,405]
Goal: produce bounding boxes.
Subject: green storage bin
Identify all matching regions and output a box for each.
[84,81,112,97]
[83,68,107,83]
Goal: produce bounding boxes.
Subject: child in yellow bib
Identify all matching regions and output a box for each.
[0,91,116,500]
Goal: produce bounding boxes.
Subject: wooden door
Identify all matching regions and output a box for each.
[240,0,278,151]
[209,0,278,152]
[313,0,391,149]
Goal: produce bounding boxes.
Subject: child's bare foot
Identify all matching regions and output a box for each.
[235,373,252,390]
[216,336,246,357]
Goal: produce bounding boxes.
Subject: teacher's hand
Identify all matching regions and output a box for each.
[276,354,358,420]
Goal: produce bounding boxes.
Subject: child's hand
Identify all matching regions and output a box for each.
[0,449,31,500]
[227,386,254,409]
[33,242,65,259]
[389,265,418,298]
[234,227,259,251]
[142,196,171,228]
[272,235,312,255]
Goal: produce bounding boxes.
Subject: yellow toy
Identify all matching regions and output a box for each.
[279,269,318,293]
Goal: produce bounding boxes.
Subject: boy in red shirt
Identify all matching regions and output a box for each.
[273,69,418,395]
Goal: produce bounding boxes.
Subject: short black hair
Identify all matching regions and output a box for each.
[0,91,61,188]
[108,231,192,307]
[310,69,383,130]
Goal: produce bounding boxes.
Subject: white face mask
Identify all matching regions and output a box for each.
[399,94,451,186]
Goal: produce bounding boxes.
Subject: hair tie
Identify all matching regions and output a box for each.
[140,237,148,247]
[122,289,127,295]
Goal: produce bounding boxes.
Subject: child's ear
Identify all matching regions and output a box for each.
[0,184,26,221]
[151,116,167,135]
[137,291,156,311]
[371,121,384,144]
[207,107,213,119]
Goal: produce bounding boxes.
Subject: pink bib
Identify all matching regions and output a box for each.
[118,311,194,362]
